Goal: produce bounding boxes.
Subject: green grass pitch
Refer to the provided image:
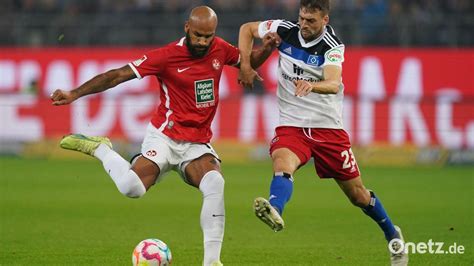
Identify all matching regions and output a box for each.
[1,157,473,265]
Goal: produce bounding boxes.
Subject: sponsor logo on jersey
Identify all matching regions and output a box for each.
[283,46,292,55]
[293,64,304,75]
[195,79,215,108]
[177,67,190,73]
[212,59,221,70]
[281,72,320,83]
[326,47,344,63]
[132,55,147,66]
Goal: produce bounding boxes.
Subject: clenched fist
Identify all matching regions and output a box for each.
[50,89,77,105]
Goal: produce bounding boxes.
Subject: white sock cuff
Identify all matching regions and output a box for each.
[199,170,224,196]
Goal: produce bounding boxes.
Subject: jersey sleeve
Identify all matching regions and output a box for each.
[257,19,284,38]
[257,19,298,40]
[323,44,345,67]
[128,47,168,79]
[221,39,240,66]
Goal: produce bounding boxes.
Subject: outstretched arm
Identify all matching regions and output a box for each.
[238,22,280,88]
[50,65,136,105]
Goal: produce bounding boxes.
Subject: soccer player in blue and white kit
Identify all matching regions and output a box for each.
[238,0,408,265]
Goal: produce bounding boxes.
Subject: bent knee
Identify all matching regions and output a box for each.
[120,187,145,198]
[271,149,300,174]
[118,184,146,198]
[348,189,370,207]
[117,171,147,198]
[199,170,225,196]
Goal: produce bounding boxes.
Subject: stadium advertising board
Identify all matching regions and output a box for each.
[1,48,473,148]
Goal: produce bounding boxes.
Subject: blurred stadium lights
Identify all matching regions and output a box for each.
[0,0,472,47]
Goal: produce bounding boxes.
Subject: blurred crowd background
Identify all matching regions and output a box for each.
[1,0,472,47]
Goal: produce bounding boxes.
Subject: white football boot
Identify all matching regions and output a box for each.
[253,197,284,232]
[389,225,409,266]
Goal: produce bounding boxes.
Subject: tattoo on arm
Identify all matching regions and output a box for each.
[72,65,135,98]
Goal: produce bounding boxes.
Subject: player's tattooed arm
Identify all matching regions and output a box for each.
[50,65,135,105]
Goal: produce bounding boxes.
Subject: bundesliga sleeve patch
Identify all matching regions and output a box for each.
[325,46,345,64]
[265,20,274,31]
[258,20,281,38]
[132,55,147,67]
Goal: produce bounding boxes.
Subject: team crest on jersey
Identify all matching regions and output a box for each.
[271,137,279,144]
[307,55,324,66]
[212,59,221,70]
[132,55,147,66]
[146,150,157,157]
[195,78,215,108]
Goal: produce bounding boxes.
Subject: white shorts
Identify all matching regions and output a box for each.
[140,123,219,183]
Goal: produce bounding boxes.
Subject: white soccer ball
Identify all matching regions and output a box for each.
[132,238,172,266]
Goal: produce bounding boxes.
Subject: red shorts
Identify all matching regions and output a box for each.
[269,126,360,181]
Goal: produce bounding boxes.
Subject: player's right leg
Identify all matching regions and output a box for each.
[253,148,302,232]
[253,148,298,232]
[60,133,161,198]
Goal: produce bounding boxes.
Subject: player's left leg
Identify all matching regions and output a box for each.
[336,177,408,265]
[60,134,148,198]
[183,154,225,266]
[335,177,398,240]
[311,128,407,265]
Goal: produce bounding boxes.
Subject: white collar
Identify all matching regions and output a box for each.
[298,27,326,48]
[177,37,185,46]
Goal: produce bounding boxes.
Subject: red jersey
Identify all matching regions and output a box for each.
[128,37,240,143]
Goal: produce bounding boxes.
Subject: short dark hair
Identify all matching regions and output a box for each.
[300,0,330,14]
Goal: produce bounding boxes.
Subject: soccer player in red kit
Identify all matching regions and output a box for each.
[51,6,279,266]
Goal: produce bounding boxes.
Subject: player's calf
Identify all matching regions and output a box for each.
[199,170,225,266]
[362,190,398,241]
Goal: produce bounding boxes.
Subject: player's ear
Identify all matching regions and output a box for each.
[184,21,189,33]
[323,15,329,25]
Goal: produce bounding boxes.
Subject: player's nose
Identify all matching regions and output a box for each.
[197,39,207,47]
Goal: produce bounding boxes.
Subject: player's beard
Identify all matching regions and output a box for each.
[185,32,211,58]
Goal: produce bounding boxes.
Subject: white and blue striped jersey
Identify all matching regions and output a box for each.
[258,20,345,129]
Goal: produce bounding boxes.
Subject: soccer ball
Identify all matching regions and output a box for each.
[132,238,172,266]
